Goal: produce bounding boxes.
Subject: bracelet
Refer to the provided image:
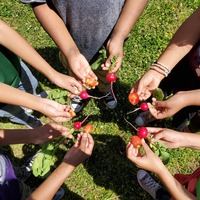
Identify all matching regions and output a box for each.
[150,61,171,77]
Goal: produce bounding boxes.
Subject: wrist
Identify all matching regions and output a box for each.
[149,61,171,78]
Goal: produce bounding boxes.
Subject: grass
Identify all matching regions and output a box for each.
[0,0,200,199]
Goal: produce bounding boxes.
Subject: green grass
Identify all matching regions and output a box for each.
[0,0,200,199]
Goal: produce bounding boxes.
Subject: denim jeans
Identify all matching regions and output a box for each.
[0,59,38,125]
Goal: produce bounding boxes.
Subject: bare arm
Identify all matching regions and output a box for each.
[0,19,82,93]
[126,140,197,200]
[148,127,200,150]
[103,0,148,72]
[32,3,79,61]
[112,0,148,41]
[0,83,74,123]
[156,7,200,72]
[0,123,70,146]
[27,132,94,200]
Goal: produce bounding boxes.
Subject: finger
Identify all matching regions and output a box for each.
[80,132,88,149]
[86,133,95,149]
[141,139,152,154]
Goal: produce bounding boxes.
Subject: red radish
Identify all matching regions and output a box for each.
[140,102,148,111]
[126,102,148,115]
[79,91,89,99]
[131,135,142,148]
[128,92,139,105]
[73,114,91,130]
[137,126,148,139]
[106,73,117,83]
[73,121,82,130]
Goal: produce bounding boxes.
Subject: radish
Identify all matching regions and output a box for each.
[73,114,91,130]
[126,102,149,115]
[106,73,117,83]
[137,126,148,138]
[79,91,111,100]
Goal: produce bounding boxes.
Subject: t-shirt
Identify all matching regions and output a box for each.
[0,154,21,200]
[0,46,21,88]
[21,0,125,62]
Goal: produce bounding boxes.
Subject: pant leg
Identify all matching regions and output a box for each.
[18,59,38,95]
[156,188,171,200]
[0,59,38,125]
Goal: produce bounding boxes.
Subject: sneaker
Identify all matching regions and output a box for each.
[137,170,162,199]
[53,188,65,200]
[26,116,44,129]
[17,153,39,182]
[37,90,50,98]
[103,91,117,109]
[70,96,84,113]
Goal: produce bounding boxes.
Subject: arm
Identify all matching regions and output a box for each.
[0,19,82,94]
[156,7,200,71]
[32,3,97,82]
[132,7,200,100]
[0,83,73,123]
[0,123,70,146]
[27,132,94,200]
[147,127,200,150]
[126,139,197,200]
[149,89,200,119]
[103,0,148,72]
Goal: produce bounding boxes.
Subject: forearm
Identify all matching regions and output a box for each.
[0,19,59,83]
[112,0,148,40]
[0,129,36,145]
[178,132,200,149]
[157,166,197,200]
[27,162,75,200]
[157,7,200,71]
[32,3,79,60]
[177,89,200,107]
[0,83,44,112]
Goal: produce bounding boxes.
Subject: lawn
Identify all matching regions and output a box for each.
[0,0,200,199]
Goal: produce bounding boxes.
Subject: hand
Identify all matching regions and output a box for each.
[126,139,164,174]
[63,132,94,167]
[39,98,74,123]
[131,69,164,101]
[33,123,71,144]
[101,38,124,73]
[68,53,97,84]
[149,92,186,119]
[147,127,184,149]
[52,72,83,95]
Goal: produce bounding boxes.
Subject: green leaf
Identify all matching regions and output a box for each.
[160,151,170,165]
[153,88,164,101]
[91,46,108,70]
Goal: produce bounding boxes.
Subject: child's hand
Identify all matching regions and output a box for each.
[68,53,97,85]
[63,132,94,167]
[131,69,164,101]
[33,123,71,144]
[147,127,184,149]
[101,38,124,72]
[39,98,74,123]
[126,139,164,174]
[149,92,186,119]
